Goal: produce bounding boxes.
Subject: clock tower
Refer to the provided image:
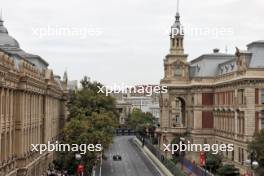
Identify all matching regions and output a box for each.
[162,5,189,83]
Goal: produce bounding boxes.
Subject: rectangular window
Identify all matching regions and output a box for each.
[223,92,226,105]
[241,149,244,165]
[227,92,229,104]
[238,89,244,105]
[261,89,264,104]
[231,91,234,104]
[256,88,259,104]
[232,150,234,161]
[202,93,214,105]
[238,148,241,163]
[261,118,264,129]
[175,66,182,76]
[226,145,228,157]
[202,111,214,128]
[255,112,259,132]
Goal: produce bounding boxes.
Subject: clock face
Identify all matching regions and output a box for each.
[175,65,182,76]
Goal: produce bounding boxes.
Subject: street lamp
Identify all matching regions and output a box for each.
[47,163,56,176]
[250,151,259,176]
[179,137,186,171]
[252,161,259,169]
[97,153,103,176]
[250,151,258,167]
[75,153,84,176]
[75,153,82,161]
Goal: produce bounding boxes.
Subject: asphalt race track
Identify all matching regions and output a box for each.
[96,136,162,176]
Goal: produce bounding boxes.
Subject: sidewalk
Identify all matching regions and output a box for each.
[134,137,206,176]
[133,137,173,176]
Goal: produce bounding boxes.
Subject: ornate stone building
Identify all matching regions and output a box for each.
[157,10,264,174]
[0,17,68,176]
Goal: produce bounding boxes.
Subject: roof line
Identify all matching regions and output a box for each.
[190,54,235,64]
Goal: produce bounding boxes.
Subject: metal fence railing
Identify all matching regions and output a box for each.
[179,157,214,176]
[136,135,186,176]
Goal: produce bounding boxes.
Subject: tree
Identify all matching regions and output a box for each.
[53,77,118,174]
[216,164,240,176]
[53,118,96,174]
[68,77,118,120]
[205,152,223,174]
[248,129,264,175]
[127,109,155,135]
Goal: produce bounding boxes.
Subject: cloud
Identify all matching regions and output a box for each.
[1,0,263,85]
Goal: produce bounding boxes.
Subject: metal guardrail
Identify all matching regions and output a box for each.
[136,135,186,176]
[179,157,214,176]
[115,128,136,136]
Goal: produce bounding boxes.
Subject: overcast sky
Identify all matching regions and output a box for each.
[1,0,264,85]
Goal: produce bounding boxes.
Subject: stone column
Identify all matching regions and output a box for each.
[0,88,2,161]
[3,88,7,161]
[244,87,255,136]
[161,94,170,128]
[234,110,238,139]
[37,94,40,144]
[9,89,12,159]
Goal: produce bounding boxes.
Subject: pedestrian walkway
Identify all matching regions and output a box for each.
[134,136,185,176]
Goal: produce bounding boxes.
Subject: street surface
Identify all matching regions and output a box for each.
[96,136,162,176]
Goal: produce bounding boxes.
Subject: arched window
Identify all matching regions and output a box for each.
[176,115,180,124]
[175,65,181,76]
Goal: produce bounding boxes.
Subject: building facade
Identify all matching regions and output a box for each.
[0,18,68,176]
[149,103,160,124]
[116,100,132,126]
[156,11,264,174]
[112,85,160,126]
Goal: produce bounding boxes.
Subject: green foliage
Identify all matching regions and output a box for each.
[216,164,240,176]
[249,129,264,175]
[206,152,223,173]
[68,76,117,119]
[53,76,118,174]
[127,109,155,133]
[249,129,264,165]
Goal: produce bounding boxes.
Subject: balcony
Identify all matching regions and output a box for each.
[156,127,187,134]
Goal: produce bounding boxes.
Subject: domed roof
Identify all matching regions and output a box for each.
[0,18,49,69]
[0,19,20,48]
[0,24,8,33]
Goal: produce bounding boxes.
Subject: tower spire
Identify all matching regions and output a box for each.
[177,0,180,14]
[175,0,180,23]
[0,9,3,22]
[63,68,68,83]
[169,0,184,54]
[0,9,3,26]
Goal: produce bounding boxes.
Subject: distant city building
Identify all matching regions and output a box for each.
[116,100,132,126]
[149,103,160,124]
[157,8,264,175]
[112,85,160,126]
[124,96,153,112]
[0,17,68,176]
[125,85,160,112]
